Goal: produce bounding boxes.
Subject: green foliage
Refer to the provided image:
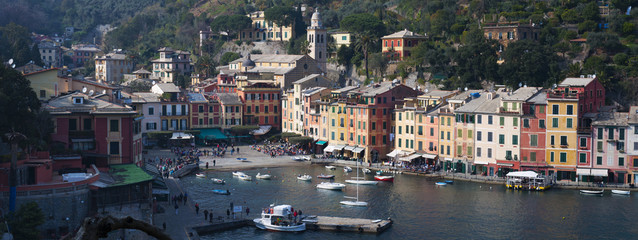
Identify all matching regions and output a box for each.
[499,40,560,88]
[0,23,40,67]
[613,53,629,66]
[337,45,354,68]
[195,55,216,78]
[8,202,45,240]
[220,52,241,66]
[368,52,388,77]
[587,32,624,53]
[210,14,252,41]
[265,6,296,42]
[454,27,499,87]
[0,65,41,139]
[230,125,260,135]
[340,13,385,38]
[622,22,635,36]
[175,74,189,89]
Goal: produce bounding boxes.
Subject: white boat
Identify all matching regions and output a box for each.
[341,160,368,207]
[362,168,372,174]
[611,190,630,195]
[238,174,252,181]
[325,165,336,170]
[254,204,306,232]
[435,182,447,186]
[232,171,246,176]
[345,179,378,185]
[211,178,225,184]
[316,182,346,190]
[343,166,352,172]
[580,189,603,194]
[196,173,206,178]
[256,173,271,179]
[297,174,312,181]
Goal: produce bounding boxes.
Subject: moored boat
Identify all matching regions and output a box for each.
[238,174,252,181]
[445,180,454,184]
[611,190,630,195]
[254,205,306,232]
[325,165,336,170]
[196,173,206,178]
[345,179,378,185]
[211,178,225,184]
[297,174,312,181]
[362,168,372,174]
[344,166,352,172]
[256,173,271,179]
[232,171,246,176]
[212,189,230,195]
[435,182,447,186]
[374,175,394,182]
[316,182,346,190]
[317,174,335,179]
[580,189,603,194]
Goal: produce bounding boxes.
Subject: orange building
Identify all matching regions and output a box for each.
[381,29,427,61]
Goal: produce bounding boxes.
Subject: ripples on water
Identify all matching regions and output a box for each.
[181,165,638,239]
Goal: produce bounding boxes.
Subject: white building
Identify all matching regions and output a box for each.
[151,47,193,83]
[307,10,327,72]
[95,51,134,84]
[38,40,62,68]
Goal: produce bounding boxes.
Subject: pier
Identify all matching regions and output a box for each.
[303,216,392,233]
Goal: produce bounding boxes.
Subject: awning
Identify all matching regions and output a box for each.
[399,154,422,162]
[497,163,514,167]
[352,147,365,153]
[251,125,272,135]
[506,171,538,178]
[197,128,228,140]
[171,132,193,140]
[422,153,437,159]
[316,140,327,145]
[473,161,489,165]
[444,157,453,161]
[324,145,336,152]
[386,149,402,158]
[344,145,356,151]
[333,145,346,151]
[577,168,608,177]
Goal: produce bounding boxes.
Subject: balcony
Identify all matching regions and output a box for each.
[69,130,95,139]
[560,144,568,148]
[547,91,581,100]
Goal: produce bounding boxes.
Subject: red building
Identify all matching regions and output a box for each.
[520,90,548,175]
[381,29,427,61]
[238,82,282,130]
[188,93,222,128]
[71,44,100,67]
[556,76,605,125]
[216,73,237,93]
[45,92,143,167]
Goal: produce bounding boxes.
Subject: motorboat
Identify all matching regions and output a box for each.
[254,204,306,232]
[317,174,335,179]
[297,174,312,181]
[236,158,248,162]
[212,189,230,195]
[611,190,630,195]
[345,179,378,185]
[580,189,603,194]
[435,182,447,186]
[362,168,372,174]
[325,165,336,170]
[211,178,225,184]
[376,170,383,175]
[196,173,206,178]
[344,166,353,172]
[316,182,346,190]
[232,171,246,177]
[238,174,252,181]
[445,180,454,184]
[256,173,272,180]
[374,175,394,182]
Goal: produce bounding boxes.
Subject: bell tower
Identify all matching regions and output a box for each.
[307,9,327,72]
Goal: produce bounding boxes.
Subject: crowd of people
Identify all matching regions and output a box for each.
[251,141,309,157]
[149,146,203,178]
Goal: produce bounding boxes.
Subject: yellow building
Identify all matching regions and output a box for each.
[394,98,417,157]
[546,90,579,181]
[238,11,293,41]
[24,68,70,101]
[329,31,352,49]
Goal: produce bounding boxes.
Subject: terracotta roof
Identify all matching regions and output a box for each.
[381,29,427,39]
[559,77,596,87]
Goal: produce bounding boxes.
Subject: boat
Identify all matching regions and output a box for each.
[211,178,225,184]
[506,171,552,191]
[236,158,248,162]
[435,182,447,186]
[341,161,368,206]
[254,204,306,232]
[232,171,246,176]
[317,174,335,179]
[362,168,372,174]
[345,179,378,185]
[580,189,603,194]
[256,173,271,180]
[316,182,346,190]
[376,170,383,175]
[212,189,230,195]
[238,174,252,181]
[325,165,336,170]
[374,175,394,182]
[297,174,312,181]
[196,173,206,178]
[343,166,352,172]
[611,190,630,195]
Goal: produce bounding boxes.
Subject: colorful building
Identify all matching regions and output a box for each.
[482,22,540,48]
[628,106,638,184]
[238,11,294,42]
[307,10,327,72]
[238,82,282,130]
[380,29,427,61]
[592,111,629,183]
[546,90,579,181]
[151,83,190,131]
[95,51,134,84]
[473,91,502,176]
[213,93,243,129]
[24,68,70,101]
[151,47,193,83]
[520,90,548,174]
[71,44,100,67]
[188,93,222,129]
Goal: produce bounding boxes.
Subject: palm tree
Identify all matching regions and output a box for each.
[196,55,216,78]
[354,34,375,81]
[300,40,310,55]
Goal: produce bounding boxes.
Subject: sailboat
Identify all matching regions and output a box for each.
[340,160,368,207]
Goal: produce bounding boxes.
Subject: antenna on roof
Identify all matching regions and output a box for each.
[82,87,87,93]
[518,82,522,88]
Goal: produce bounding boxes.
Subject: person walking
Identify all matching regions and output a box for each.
[213,160,216,166]
[237,148,240,154]
[204,209,209,220]
[293,210,298,222]
[246,207,250,216]
[206,162,209,169]
[174,203,179,215]
[226,209,230,219]
[184,192,188,205]
[209,211,213,223]
[195,203,200,215]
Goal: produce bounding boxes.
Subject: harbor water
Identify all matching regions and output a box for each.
[180,165,638,239]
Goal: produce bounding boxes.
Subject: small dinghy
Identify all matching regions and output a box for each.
[317,174,335,179]
[435,182,447,186]
[445,180,454,184]
[362,168,372,174]
[256,173,271,179]
[343,166,352,172]
[374,175,394,182]
[212,189,230,195]
[580,189,603,195]
[211,178,225,184]
[611,190,630,195]
[238,174,252,181]
[316,182,346,190]
[325,165,336,170]
[232,171,246,176]
[196,173,206,178]
[297,174,312,181]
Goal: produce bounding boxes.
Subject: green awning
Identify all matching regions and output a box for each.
[197,128,228,140]
[316,140,327,145]
[108,164,154,187]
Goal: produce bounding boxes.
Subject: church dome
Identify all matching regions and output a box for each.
[242,54,255,68]
[311,10,321,21]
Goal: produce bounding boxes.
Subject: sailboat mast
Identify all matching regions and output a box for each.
[356,160,359,201]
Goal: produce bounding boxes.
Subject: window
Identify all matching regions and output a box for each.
[447,132,450,140]
[458,129,462,138]
[383,135,387,144]
[596,156,602,165]
[580,138,587,148]
[198,106,204,112]
[110,120,119,132]
[512,135,518,145]
[530,152,536,162]
[148,107,154,115]
[109,142,119,155]
[619,129,625,140]
[83,119,91,131]
[265,106,269,113]
[579,153,587,163]
[506,150,512,160]
[609,128,614,139]
[477,131,482,141]
[566,105,573,115]
[418,126,423,135]
[499,134,505,144]
[552,118,558,128]
[457,145,462,156]
[559,152,567,162]
[597,128,604,139]
[372,136,376,145]
[499,117,505,126]
[398,126,402,134]
[447,117,451,126]
[597,141,603,152]
[331,132,335,140]
[398,139,402,147]
[40,90,46,98]
[539,119,545,128]
[523,119,530,128]
[487,132,493,142]
[550,152,555,162]
[566,118,573,128]
[468,130,473,139]
[398,113,402,121]
[383,122,387,129]
[467,147,473,156]
[441,131,444,139]
[477,147,482,157]
[488,116,493,125]
[199,119,203,125]
[430,127,434,136]
[487,148,492,158]
[69,119,77,131]
[372,122,376,130]
[619,157,625,166]
[530,135,538,147]
[560,136,567,146]
[550,135,555,145]
[513,117,518,127]
[552,105,559,114]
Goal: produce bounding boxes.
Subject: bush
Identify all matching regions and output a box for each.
[250,49,262,54]
[614,53,629,66]
[220,52,241,66]
[230,125,259,135]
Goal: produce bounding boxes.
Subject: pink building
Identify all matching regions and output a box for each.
[520,90,548,174]
[592,111,629,184]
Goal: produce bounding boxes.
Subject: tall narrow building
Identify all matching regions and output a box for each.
[307,9,327,72]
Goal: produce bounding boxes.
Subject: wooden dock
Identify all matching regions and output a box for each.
[303,216,392,233]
